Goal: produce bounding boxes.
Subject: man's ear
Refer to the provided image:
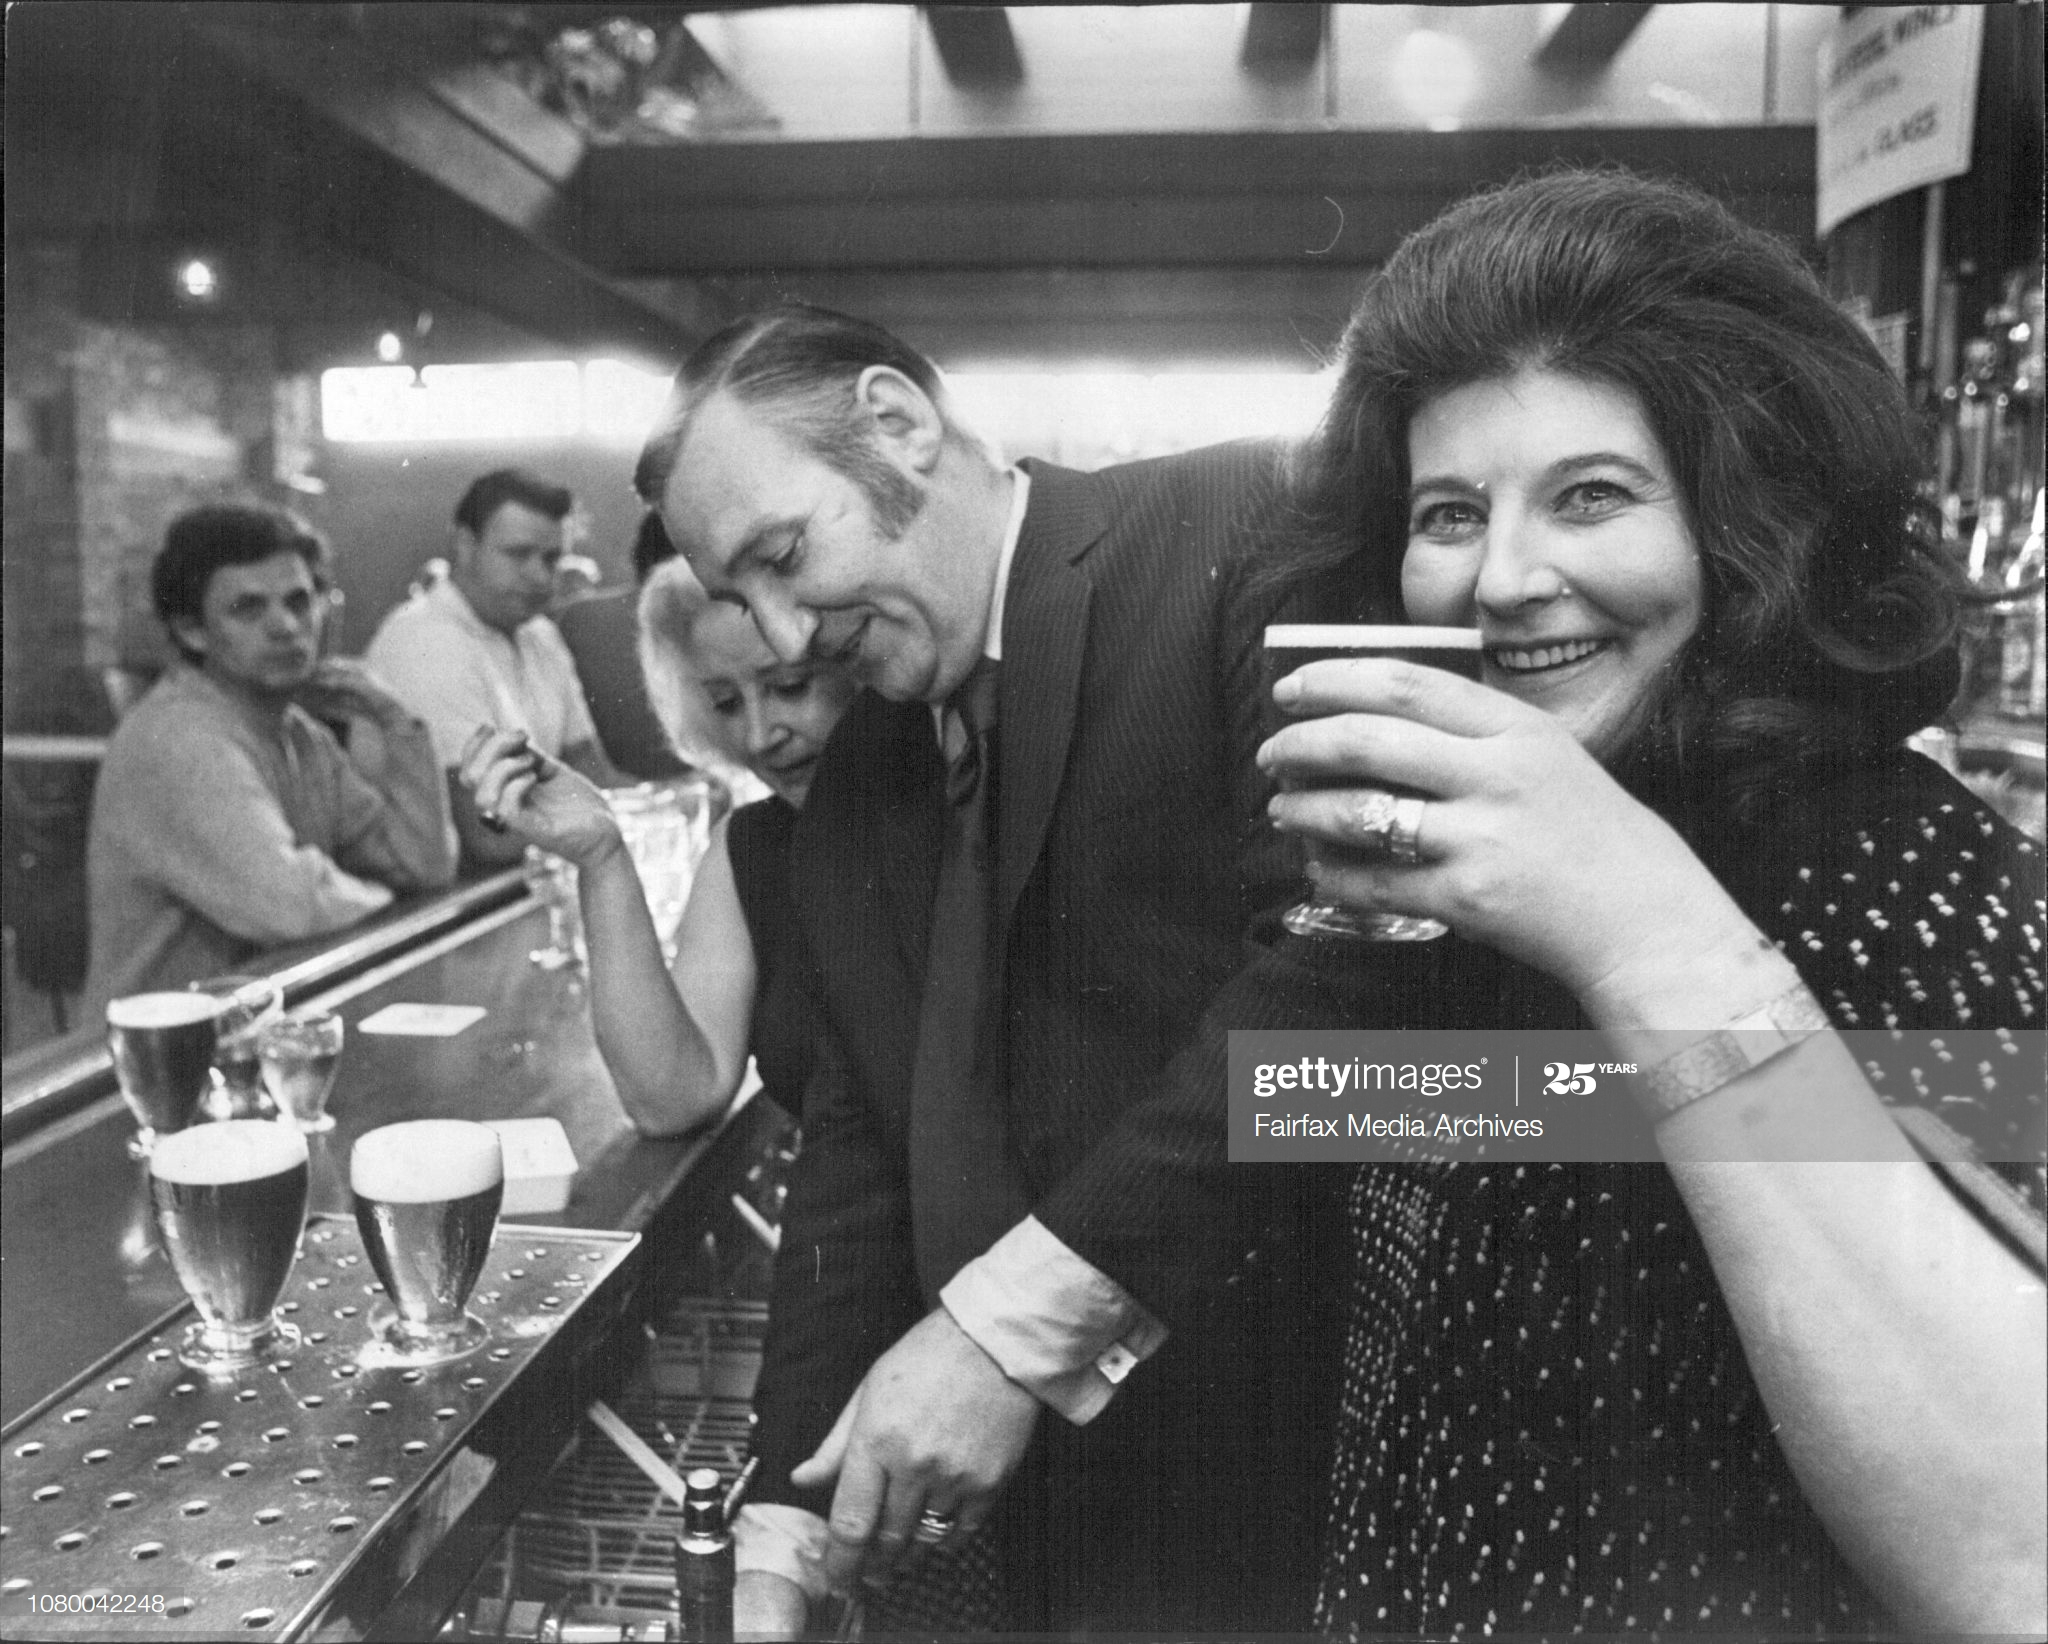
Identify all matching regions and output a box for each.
[169,616,209,660]
[855,366,945,474]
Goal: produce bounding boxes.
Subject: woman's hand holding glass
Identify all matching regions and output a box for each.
[458,725,623,869]
[1259,657,1760,1018]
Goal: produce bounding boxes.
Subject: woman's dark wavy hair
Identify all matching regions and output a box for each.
[1287,166,1960,824]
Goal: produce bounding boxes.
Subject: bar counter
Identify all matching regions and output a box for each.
[1,873,777,1637]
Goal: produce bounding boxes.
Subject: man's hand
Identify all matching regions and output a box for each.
[292,657,414,730]
[735,1570,808,1640]
[791,1308,1039,1595]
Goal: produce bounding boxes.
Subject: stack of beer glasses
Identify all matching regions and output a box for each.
[107,992,221,1158]
[147,1119,310,1372]
[187,973,285,1120]
[606,779,704,961]
[351,1120,505,1366]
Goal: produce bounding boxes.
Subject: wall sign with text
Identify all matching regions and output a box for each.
[1817,5,1984,237]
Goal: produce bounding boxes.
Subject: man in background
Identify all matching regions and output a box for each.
[82,504,457,1016]
[366,467,627,866]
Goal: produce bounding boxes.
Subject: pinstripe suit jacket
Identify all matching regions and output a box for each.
[751,442,1347,1625]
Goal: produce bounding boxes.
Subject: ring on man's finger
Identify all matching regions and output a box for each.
[1346,788,1401,853]
[914,1509,956,1545]
[1386,795,1427,864]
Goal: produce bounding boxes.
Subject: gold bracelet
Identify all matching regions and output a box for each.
[1639,984,1832,1120]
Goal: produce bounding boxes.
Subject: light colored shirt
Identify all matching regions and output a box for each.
[364,576,599,766]
[82,665,448,1015]
[737,464,1166,1602]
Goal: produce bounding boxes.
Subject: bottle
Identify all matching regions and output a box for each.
[1951,337,2007,557]
[674,1467,734,1642]
[1997,489,2046,721]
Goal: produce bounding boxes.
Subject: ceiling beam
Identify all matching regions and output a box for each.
[1240,4,1327,79]
[581,126,1813,276]
[1533,4,1655,73]
[9,2,716,363]
[923,7,1025,89]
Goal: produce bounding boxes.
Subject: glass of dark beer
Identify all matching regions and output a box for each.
[1264,624,1483,942]
[148,1118,310,1372]
[351,1120,505,1366]
[188,974,285,1121]
[108,991,222,1157]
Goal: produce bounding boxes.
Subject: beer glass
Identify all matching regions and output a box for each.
[351,1120,504,1365]
[1264,625,1483,942]
[108,992,222,1158]
[258,1009,345,1132]
[148,1119,309,1372]
[188,974,284,1121]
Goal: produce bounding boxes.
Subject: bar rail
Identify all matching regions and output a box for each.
[1,870,531,1148]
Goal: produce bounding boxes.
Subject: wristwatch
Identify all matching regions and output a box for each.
[1640,985,1831,1119]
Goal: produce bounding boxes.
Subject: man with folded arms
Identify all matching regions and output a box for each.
[83,505,456,1015]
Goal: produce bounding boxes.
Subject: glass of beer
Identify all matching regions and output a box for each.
[1264,625,1483,942]
[148,1118,310,1372]
[188,974,285,1121]
[351,1120,504,1366]
[258,1009,345,1132]
[108,991,222,1157]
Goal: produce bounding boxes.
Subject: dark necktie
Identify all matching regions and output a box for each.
[909,662,1029,1299]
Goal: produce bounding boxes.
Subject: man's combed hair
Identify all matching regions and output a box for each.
[1288,166,1961,822]
[152,504,328,662]
[633,304,942,534]
[454,468,573,534]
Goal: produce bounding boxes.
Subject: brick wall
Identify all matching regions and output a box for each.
[4,237,278,731]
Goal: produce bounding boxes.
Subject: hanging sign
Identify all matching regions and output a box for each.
[1816,5,1984,237]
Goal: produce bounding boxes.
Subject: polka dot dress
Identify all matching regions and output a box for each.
[1318,754,2044,1636]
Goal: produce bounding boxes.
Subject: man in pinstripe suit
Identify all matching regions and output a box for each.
[641,307,1341,1633]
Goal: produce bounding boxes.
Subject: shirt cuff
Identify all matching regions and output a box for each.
[736,1503,832,1604]
[939,1215,1168,1426]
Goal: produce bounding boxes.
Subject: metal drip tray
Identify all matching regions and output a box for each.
[1,1216,639,1640]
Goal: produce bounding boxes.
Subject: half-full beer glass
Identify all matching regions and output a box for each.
[148,1119,310,1372]
[258,1009,345,1132]
[108,992,221,1157]
[351,1120,504,1365]
[1264,625,1483,942]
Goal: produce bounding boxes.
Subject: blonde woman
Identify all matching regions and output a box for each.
[462,552,855,1133]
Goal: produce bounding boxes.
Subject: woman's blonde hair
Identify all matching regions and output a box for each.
[635,557,751,785]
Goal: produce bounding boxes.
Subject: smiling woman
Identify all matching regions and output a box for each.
[1400,370,1704,762]
[1259,168,2046,1635]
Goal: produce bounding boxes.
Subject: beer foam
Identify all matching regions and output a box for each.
[1265,624,1482,650]
[108,992,220,1029]
[150,1119,308,1185]
[351,1120,503,1202]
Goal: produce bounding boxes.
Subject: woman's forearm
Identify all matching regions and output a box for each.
[578,841,745,1136]
[1614,1000,2046,1629]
